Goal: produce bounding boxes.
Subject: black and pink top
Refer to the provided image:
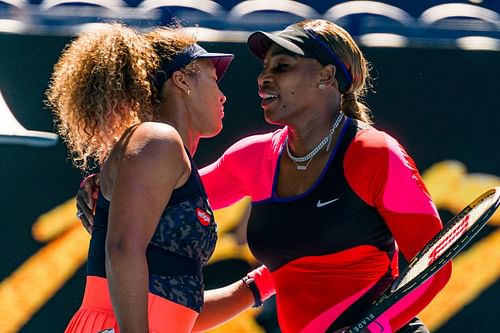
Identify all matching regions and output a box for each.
[87,151,218,313]
[200,118,451,332]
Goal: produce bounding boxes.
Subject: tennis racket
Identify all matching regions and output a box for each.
[329,187,500,333]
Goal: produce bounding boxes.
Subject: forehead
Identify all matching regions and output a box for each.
[194,58,216,71]
[197,58,213,67]
[265,44,299,60]
[263,44,321,71]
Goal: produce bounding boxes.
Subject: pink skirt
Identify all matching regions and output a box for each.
[65,276,198,333]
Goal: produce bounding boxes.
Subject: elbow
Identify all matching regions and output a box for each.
[105,238,144,268]
[105,239,124,263]
[105,239,127,270]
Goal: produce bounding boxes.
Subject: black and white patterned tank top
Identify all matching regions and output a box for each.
[87,150,218,312]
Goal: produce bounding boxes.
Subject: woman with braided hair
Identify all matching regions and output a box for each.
[201,19,451,333]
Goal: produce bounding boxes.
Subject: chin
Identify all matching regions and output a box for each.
[263,111,283,126]
[202,125,223,138]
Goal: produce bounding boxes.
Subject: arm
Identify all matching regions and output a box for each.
[345,129,452,331]
[375,139,452,331]
[192,265,276,332]
[200,152,248,210]
[105,123,188,333]
[192,280,254,332]
[200,130,284,210]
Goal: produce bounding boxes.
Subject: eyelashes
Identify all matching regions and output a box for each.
[262,63,289,73]
[261,59,292,75]
[274,63,289,72]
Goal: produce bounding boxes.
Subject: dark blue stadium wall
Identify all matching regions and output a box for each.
[0,34,498,332]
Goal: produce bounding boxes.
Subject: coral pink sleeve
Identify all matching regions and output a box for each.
[199,130,285,210]
[345,128,452,331]
[199,146,249,210]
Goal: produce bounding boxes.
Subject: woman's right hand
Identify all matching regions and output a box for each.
[77,173,100,233]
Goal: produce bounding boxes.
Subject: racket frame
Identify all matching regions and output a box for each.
[340,187,500,333]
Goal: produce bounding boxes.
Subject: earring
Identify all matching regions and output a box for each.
[318,84,326,90]
[187,90,191,96]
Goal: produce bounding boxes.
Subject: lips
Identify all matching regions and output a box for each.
[258,90,279,107]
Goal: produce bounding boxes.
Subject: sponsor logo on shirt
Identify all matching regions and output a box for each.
[316,197,340,208]
[196,208,211,226]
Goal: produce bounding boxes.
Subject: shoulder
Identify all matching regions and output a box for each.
[344,122,419,205]
[113,122,188,179]
[130,121,183,145]
[344,122,416,182]
[347,122,407,161]
[123,122,184,159]
[352,123,391,149]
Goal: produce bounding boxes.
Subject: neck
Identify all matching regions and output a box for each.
[285,111,344,170]
[157,100,200,156]
[286,110,343,155]
[183,133,199,156]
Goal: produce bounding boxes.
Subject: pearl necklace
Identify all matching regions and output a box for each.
[285,112,344,171]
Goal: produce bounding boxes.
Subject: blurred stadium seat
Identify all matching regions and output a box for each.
[418,3,500,48]
[0,1,497,49]
[324,1,415,37]
[0,0,26,18]
[211,0,242,12]
[419,3,500,31]
[35,0,132,33]
[39,0,127,11]
[0,0,30,33]
[0,0,25,8]
[136,0,226,29]
[228,0,320,31]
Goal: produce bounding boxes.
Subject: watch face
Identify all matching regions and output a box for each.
[245,276,255,284]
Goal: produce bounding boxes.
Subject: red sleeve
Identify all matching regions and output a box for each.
[200,129,285,210]
[345,128,452,331]
[199,146,248,210]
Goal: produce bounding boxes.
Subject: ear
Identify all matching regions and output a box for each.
[318,64,338,90]
[170,70,191,95]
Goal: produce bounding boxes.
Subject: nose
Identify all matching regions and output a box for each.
[220,91,226,104]
[257,69,273,88]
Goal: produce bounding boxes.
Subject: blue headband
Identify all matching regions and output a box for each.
[155,44,234,90]
[302,27,353,93]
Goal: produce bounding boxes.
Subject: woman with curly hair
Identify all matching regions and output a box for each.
[46,23,256,333]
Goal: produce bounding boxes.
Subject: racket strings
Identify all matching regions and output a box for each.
[395,190,499,290]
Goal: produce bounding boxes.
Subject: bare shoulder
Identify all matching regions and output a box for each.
[116,122,189,180]
[123,122,184,160]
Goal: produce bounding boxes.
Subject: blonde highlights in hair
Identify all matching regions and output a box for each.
[46,24,157,170]
[46,24,199,171]
[298,19,373,124]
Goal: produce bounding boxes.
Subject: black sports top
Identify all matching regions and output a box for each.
[87,152,218,312]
